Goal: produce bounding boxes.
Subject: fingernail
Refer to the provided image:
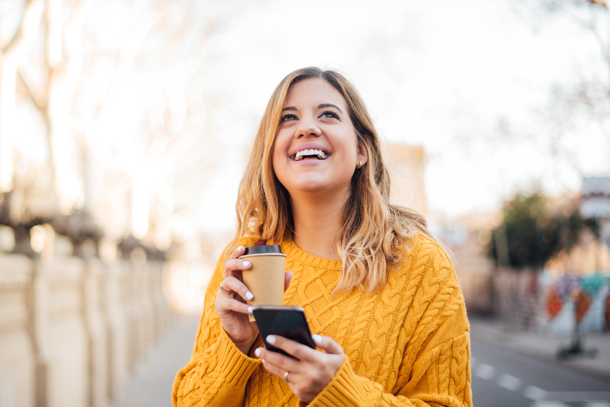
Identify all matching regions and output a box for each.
[266,335,276,344]
[243,260,251,267]
[248,306,253,314]
[238,246,245,251]
[312,334,322,344]
[255,348,261,357]
[246,292,254,301]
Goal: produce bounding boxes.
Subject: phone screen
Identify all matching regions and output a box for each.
[252,306,316,359]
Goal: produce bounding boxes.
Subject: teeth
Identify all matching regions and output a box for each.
[295,149,328,161]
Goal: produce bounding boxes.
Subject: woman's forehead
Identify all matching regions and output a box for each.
[284,78,347,109]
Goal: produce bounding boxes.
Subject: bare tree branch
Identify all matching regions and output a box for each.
[587,1,610,68]
[17,67,47,113]
[45,0,62,71]
[587,0,608,9]
[1,0,45,60]
[69,13,158,137]
[63,0,92,141]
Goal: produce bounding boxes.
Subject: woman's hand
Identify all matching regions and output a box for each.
[214,245,292,355]
[255,334,345,404]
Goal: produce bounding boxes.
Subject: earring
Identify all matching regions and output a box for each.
[357,160,363,168]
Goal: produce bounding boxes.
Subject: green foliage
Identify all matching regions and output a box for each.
[488,191,599,270]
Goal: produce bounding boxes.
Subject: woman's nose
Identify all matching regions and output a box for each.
[295,116,321,138]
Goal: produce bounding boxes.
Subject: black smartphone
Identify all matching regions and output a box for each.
[252,305,316,360]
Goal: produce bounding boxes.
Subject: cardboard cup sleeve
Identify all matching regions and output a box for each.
[240,253,286,322]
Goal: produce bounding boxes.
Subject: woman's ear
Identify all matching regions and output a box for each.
[357,140,368,167]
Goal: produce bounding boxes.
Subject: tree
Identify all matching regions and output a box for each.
[489,192,560,269]
[526,0,610,153]
[531,1,608,82]
[0,0,45,192]
[488,191,599,270]
[0,0,241,257]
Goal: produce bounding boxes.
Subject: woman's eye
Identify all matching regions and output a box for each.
[280,114,298,123]
[320,111,339,119]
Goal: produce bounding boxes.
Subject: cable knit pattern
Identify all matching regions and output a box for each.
[172,233,472,407]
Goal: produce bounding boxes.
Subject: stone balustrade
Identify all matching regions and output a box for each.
[0,255,170,407]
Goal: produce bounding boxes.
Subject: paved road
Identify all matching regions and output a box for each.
[471,337,610,407]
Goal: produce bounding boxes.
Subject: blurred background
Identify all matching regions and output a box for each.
[0,0,609,406]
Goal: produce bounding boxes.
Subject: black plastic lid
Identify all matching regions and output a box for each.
[243,245,283,255]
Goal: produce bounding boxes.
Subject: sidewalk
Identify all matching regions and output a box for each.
[107,312,200,407]
[469,316,610,383]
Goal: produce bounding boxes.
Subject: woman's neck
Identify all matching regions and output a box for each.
[289,191,348,260]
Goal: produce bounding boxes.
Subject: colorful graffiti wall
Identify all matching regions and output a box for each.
[540,271,610,335]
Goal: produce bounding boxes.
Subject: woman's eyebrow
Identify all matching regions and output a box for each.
[281,104,343,112]
[318,103,342,112]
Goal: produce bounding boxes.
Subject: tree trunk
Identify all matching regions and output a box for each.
[0,60,17,192]
[0,0,46,192]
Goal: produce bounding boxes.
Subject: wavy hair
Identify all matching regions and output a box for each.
[227,67,436,293]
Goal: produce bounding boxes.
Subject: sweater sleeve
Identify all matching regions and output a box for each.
[304,332,471,407]
[305,240,472,407]
[172,242,262,407]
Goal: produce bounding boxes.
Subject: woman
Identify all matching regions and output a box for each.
[173,67,472,407]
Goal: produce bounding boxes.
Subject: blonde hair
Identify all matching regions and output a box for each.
[228,67,435,293]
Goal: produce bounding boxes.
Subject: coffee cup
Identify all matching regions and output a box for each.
[240,245,287,321]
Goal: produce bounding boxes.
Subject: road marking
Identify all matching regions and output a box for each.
[497,374,522,391]
[472,358,610,406]
[475,363,496,380]
[542,392,610,403]
[524,386,547,400]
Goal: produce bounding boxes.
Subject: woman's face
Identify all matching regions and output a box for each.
[272,78,367,199]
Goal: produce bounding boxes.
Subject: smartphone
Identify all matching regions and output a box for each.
[252,305,316,359]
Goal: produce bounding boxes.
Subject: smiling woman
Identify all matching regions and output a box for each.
[172,67,472,407]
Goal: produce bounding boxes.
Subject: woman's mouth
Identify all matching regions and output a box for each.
[292,149,329,161]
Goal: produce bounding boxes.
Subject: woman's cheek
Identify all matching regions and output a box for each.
[271,142,284,176]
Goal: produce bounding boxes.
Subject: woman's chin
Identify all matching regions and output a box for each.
[287,179,349,197]
[290,182,327,194]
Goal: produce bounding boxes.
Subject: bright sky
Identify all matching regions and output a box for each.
[2,0,607,236]
[198,0,609,232]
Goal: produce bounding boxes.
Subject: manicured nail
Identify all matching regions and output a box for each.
[255,348,261,357]
[247,306,253,314]
[243,260,251,267]
[246,292,254,301]
[266,335,276,344]
[312,334,322,344]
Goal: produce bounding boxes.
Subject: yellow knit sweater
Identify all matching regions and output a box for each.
[173,233,472,407]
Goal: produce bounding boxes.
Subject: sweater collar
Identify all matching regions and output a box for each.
[281,239,342,271]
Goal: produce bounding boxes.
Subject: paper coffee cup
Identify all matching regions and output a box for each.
[240,245,287,321]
